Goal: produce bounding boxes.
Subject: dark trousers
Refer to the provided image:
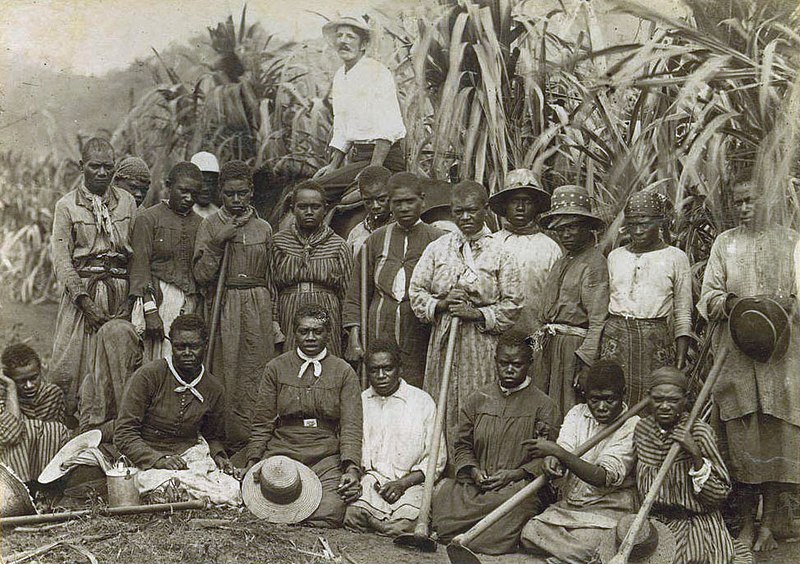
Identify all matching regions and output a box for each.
[317,141,406,203]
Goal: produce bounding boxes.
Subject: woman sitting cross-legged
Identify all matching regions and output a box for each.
[237,304,363,528]
[519,360,640,563]
[113,313,240,506]
[431,331,561,555]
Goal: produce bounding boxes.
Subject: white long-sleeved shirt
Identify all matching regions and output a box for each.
[329,56,406,153]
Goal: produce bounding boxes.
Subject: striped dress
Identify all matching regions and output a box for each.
[272,224,353,357]
[634,414,751,564]
[0,383,70,482]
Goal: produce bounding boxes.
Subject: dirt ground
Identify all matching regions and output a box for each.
[0,296,797,564]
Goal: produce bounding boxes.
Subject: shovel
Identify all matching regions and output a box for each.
[394,317,461,552]
[446,397,652,564]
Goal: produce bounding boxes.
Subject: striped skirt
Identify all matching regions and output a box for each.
[278,287,343,358]
[600,316,675,406]
[653,510,752,564]
[0,418,70,482]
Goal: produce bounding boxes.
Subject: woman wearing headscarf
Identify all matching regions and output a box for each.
[193,160,280,449]
[112,156,151,209]
[599,191,693,406]
[271,181,353,357]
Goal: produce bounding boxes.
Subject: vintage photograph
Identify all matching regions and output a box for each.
[0,0,798,562]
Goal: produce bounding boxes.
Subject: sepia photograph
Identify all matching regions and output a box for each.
[0,0,798,562]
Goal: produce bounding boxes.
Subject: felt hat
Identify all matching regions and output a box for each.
[38,429,101,484]
[489,169,551,216]
[0,463,36,518]
[598,515,677,564]
[242,456,323,523]
[190,151,220,174]
[539,185,604,230]
[729,297,791,363]
[322,14,371,47]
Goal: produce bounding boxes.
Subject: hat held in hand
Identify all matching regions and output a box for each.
[242,455,323,523]
[729,296,791,363]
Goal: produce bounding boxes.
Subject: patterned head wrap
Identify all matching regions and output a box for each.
[114,157,151,185]
[624,191,668,219]
[647,366,688,392]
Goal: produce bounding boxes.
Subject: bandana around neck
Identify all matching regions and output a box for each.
[296,348,328,379]
[79,184,117,246]
[166,357,205,403]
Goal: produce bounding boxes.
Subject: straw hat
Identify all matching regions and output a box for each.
[38,429,101,484]
[322,14,371,47]
[729,297,791,363]
[489,169,551,216]
[190,151,220,174]
[598,515,676,564]
[0,463,36,517]
[538,185,604,230]
[242,456,323,523]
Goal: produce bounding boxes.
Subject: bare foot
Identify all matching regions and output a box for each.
[753,526,778,552]
[737,520,755,548]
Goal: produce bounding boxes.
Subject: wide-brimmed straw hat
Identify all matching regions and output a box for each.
[489,169,551,216]
[38,429,101,484]
[598,515,676,564]
[538,185,604,230]
[729,296,791,363]
[322,15,371,47]
[242,456,323,523]
[0,463,36,518]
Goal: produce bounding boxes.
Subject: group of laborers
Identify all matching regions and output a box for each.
[0,12,797,564]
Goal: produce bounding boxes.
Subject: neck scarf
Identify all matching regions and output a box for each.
[499,376,532,396]
[296,348,328,379]
[219,205,255,225]
[79,183,117,247]
[166,357,205,402]
[291,222,335,270]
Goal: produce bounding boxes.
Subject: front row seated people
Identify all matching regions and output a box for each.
[113,313,240,506]
[0,344,70,485]
[238,304,363,528]
[344,338,445,536]
[431,331,562,555]
[520,360,639,563]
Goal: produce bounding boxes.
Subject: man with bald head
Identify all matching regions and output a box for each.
[50,137,136,425]
[410,180,522,455]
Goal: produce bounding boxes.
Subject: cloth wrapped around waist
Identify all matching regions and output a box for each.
[280,282,336,295]
[531,323,588,352]
[225,275,268,290]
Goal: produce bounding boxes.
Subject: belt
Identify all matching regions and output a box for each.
[607,314,668,324]
[281,282,336,295]
[226,276,268,289]
[652,504,704,521]
[277,416,338,432]
[77,267,128,278]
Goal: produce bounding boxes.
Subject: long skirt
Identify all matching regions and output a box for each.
[49,278,129,417]
[654,510,752,564]
[600,316,675,406]
[131,280,198,362]
[212,286,276,448]
[432,478,544,555]
[423,314,497,463]
[535,333,583,416]
[0,418,70,482]
[722,413,800,485]
[278,287,344,358]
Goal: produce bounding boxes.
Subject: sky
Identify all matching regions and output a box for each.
[0,0,415,76]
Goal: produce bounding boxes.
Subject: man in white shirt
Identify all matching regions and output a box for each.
[344,338,445,537]
[313,14,407,204]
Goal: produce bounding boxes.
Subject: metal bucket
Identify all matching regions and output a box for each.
[106,464,140,508]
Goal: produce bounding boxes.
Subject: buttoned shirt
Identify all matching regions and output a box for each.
[329,56,406,153]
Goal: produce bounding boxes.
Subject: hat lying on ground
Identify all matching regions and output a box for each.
[489,169,551,216]
[0,463,36,518]
[729,296,791,363]
[242,455,322,524]
[38,429,102,484]
[598,515,676,564]
[322,14,371,47]
[538,185,604,230]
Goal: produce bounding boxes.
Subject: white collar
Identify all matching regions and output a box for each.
[499,375,532,397]
[296,348,328,379]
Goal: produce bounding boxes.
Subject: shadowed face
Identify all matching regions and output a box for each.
[5,361,42,401]
[586,388,624,424]
[168,175,200,215]
[452,194,488,237]
[504,192,537,228]
[389,186,425,229]
[732,182,762,227]
[221,179,252,216]
[170,329,206,377]
[552,217,594,253]
[295,316,329,357]
[366,351,401,397]
[293,188,326,232]
[650,383,688,429]
[624,216,662,251]
[81,148,115,195]
[195,172,219,207]
[494,344,531,389]
[361,182,391,224]
[115,177,149,207]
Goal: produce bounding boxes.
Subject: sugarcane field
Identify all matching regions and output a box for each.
[1,0,800,563]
